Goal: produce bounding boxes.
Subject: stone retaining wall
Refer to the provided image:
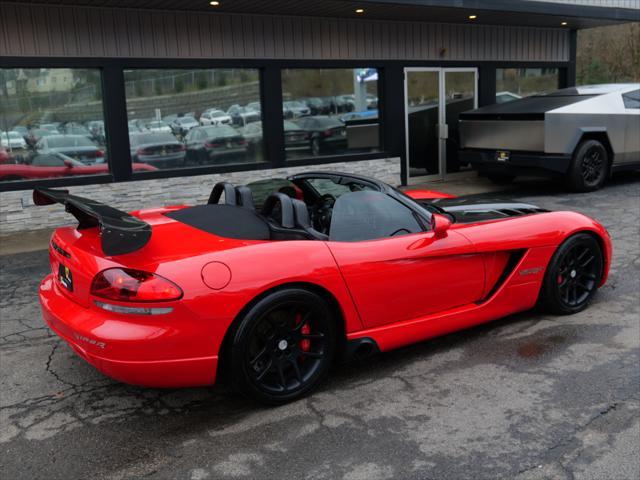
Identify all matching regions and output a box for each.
[0,157,401,235]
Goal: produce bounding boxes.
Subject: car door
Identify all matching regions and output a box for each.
[326,191,485,329]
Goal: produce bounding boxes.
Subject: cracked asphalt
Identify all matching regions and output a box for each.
[1,174,639,480]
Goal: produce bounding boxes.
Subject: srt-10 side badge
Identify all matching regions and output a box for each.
[520,267,543,276]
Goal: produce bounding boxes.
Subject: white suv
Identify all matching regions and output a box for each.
[200,109,232,126]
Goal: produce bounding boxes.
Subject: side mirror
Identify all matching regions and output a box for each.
[63,158,74,168]
[431,213,452,238]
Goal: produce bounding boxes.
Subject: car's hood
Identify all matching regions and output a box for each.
[425,197,548,224]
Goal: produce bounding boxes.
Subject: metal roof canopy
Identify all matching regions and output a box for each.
[12,0,639,28]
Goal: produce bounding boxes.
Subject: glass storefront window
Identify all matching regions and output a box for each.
[0,68,109,183]
[281,68,380,159]
[495,68,559,103]
[124,69,263,170]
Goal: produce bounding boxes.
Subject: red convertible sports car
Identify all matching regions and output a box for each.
[37,172,611,404]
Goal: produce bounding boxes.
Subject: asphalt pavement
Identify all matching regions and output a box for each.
[1,173,638,480]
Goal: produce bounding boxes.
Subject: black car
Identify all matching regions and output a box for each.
[129,132,186,169]
[294,116,347,156]
[243,121,309,158]
[302,97,326,115]
[184,125,247,164]
[35,134,105,164]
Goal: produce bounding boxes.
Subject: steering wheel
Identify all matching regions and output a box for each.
[313,194,336,234]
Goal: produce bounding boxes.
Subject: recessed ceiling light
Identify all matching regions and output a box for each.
[209,1,220,6]
[561,21,568,26]
[468,14,477,20]
[355,8,365,14]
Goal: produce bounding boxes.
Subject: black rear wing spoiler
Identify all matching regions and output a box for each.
[33,188,151,256]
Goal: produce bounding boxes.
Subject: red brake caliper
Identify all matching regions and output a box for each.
[296,312,311,353]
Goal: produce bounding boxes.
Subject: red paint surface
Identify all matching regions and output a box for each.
[40,204,612,388]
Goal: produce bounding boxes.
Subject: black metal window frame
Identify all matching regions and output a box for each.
[1,56,572,191]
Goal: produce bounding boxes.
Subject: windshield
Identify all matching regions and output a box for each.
[306,177,375,198]
[330,191,424,242]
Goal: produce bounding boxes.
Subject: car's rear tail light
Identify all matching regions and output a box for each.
[323,129,332,137]
[177,144,186,151]
[205,141,223,148]
[91,268,183,302]
[96,150,105,157]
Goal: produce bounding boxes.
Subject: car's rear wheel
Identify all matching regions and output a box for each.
[227,288,336,405]
[566,139,608,192]
[539,233,603,315]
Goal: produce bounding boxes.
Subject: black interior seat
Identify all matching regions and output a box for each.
[261,193,310,240]
[291,199,328,240]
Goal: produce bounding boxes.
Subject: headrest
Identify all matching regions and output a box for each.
[208,182,237,206]
[261,192,295,229]
[291,199,311,229]
[236,186,255,210]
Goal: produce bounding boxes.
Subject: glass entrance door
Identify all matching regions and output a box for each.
[404,68,477,182]
[404,69,441,179]
[443,69,477,173]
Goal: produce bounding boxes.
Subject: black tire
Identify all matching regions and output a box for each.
[566,139,609,192]
[539,233,603,315]
[487,174,515,184]
[226,288,337,405]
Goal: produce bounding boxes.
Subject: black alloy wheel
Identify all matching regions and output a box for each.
[539,233,603,315]
[567,139,608,192]
[227,288,336,404]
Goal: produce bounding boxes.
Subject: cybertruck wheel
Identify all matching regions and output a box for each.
[227,288,337,405]
[539,233,603,315]
[566,139,608,192]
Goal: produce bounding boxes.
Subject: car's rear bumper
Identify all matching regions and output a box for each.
[459,149,572,176]
[39,275,217,388]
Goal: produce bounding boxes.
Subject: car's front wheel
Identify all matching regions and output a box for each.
[226,288,337,405]
[566,139,609,192]
[539,233,603,315]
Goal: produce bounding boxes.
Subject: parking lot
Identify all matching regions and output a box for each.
[1,174,638,480]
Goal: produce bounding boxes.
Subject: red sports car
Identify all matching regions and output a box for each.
[37,172,611,404]
[0,153,157,181]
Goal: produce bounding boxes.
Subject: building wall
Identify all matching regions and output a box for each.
[0,3,570,62]
[528,0,639,8]
[0,157,401,235]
